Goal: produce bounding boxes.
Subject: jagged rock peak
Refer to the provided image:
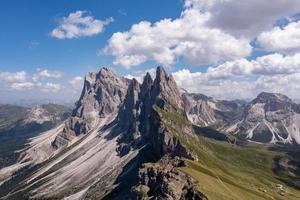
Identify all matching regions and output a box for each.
[85,71,97,84]
[75,67,130,118]
[98,67,118,77]
[151,66,184,111]
[116,78,142,155]
[118,78,141,116]
[131,78,141,89]
[83,67,118,86]
[53,67,130,148]
[155,66,168,81]
[143,72,153,87]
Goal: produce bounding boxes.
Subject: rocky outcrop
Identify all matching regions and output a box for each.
[133,156,207,200]
[52,68,130,148]
[149,105,197,160]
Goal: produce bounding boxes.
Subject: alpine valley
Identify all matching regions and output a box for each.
[0,67,300,200]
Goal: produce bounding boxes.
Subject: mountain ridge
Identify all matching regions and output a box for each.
[1,67,300,200]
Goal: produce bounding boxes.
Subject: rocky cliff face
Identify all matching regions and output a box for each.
[52,68,130,148]
[2,66,300,200]
[0,67,203,200]
[182,93,244,128]
[150,67,184,113]
[133,156,207,200]
[115,67,195,159]
[145,67,193,159]
[226,92,300,144]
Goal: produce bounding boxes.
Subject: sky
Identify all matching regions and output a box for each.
[1,0,300,105]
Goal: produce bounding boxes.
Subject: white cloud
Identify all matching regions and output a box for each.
[102,0,300,69]
[172,69,256,99]
[69,76,83,90]
[0,71,27,82]
[50,11,113,39]
[257,21,300,54]
[102,4,251,68]
[33,69,62,81]
[10,82,34,90]
[186,0,300,37]
[171,52,300,99]
[205,53,300,79]
[40,82,61,93]
[69,76,83,85]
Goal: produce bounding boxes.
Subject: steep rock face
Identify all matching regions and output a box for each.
[106,67,200,199]
[149,105,197,160]
[150,67,184,113]
[182,93,244,128]
[74,68,129,119]
[0,66,204,200]
[52,68,130,148]
[116,67,194,159]
[133,157,207,200]
[143,67,195,159]
[227,92,300,144]
[116,79,143,156]
[117,79,141,136]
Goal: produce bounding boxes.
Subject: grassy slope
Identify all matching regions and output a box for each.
[155,106,300,200]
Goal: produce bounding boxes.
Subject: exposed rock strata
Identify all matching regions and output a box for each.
[133,156,207,200]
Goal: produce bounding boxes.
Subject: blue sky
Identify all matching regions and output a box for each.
[0,0,182,77]
[1,0,300,105]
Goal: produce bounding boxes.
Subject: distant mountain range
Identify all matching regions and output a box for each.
[183,91,300,145]
[0,67,299,200]
[0,104,70,169]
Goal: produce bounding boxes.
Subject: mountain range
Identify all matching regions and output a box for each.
[0,104,70,169]
[0,67,299,200]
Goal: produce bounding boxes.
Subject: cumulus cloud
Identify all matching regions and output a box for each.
[69,76,83,91]
[51,11,113,39]
[0,71,33,91]
[40,82,61,93]
[0,71,27,82]
[171,53,300,99]
[10,82,34,90]
[257,20,300,54]
[205,53,300,79]
[102,3,251,68]
[186,0,300,37]
[173,69,256,99]
[69,76,83,85]
[33,69,62,81]
[102,0,300,69]
[0,69,86,104]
